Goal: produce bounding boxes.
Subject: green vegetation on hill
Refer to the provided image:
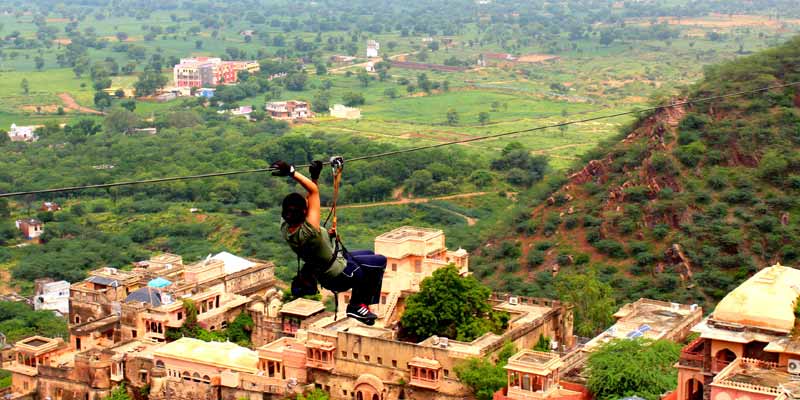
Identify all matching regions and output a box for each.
[0,301,68,342]
[477,36,800,318]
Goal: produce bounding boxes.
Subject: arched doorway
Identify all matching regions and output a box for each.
[354,374,383,400]
[714,349,736,372]
[685,378,703,400]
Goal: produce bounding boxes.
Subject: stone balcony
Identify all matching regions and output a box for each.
[710,357,786,396]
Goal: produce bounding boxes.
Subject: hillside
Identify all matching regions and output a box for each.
[476,36,800,312]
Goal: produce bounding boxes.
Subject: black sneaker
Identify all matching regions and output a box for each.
[346,303,377,326]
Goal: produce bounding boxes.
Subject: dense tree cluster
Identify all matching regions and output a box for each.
[400,265,509,341]
[587,338,681,400]
[0,301,68,342]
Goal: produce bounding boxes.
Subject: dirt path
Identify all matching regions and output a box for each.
[426,203,478,226]
[58,93,104,115]
[329,52,413,74]
[336,191,494,209]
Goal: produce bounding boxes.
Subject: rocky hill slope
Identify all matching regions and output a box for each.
[477,36,800,309]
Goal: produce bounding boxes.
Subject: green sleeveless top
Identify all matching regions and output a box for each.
[281,221,346,278]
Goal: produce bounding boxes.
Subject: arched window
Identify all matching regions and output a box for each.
[74,315,81,324]
[714,348,737,372]
[182,371,190,381]
[202,375,210,384]
[155,360,165,368]
[192,372,201,382]
[356,392,363,400]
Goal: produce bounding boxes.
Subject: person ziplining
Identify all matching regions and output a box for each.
[271,158,387,326]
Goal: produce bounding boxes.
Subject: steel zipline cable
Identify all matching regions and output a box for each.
[1,80,798,199]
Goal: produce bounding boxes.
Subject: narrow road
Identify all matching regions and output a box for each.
[329,52,413,74]
[335,191,494,209]
[58,93,105,115]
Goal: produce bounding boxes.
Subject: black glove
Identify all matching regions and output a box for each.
[309,160,323,181]
[270,160,295,177]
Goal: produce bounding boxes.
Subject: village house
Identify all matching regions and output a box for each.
[366,40,380,58]
[33,279,70,315]
[173,57,260,88]
[675,263,800,400]
[7,124,38,142]
[329,104,361,120]
[265,101,311,120]
[15,219,43,240]
[40,202,61,212]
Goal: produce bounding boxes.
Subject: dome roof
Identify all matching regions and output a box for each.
[713,264,800,333]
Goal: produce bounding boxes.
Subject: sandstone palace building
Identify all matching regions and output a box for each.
[4,227,576,400]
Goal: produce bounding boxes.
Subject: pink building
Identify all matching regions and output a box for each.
[494,350,589,400]
[675,264,800,400]
[265,100,311,120]
[16,218,44,240]
[173,58,260,88]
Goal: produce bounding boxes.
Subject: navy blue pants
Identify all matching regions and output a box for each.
[321,250,387,306]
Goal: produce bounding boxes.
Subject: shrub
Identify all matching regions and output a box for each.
[564,215,579,229]
[556,253,572,266]
[593,240,627,258]
[623,186,649,203]
[583,215,602,227]
[574,253,590,265]
[527,250,545,267]
[652,224,670,240]
[650,153,678,175]
[674,142,706,167]
[586,227,602,243]
[535,241,554,251]
[543,215,561,236]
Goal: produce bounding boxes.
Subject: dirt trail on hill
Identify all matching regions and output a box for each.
[335,191,503,225]
[336,191,494,209]
[329,52,413,73]
[58,93,104,115]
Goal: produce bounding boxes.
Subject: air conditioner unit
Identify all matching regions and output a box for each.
[439,337,449,348]
[789,359,800,375]
[670,303,680,311]
[509,297,519,305]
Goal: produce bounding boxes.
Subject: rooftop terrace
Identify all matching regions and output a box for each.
[584,298,700,351]
[376,226,442,242]
[712,358,787,396]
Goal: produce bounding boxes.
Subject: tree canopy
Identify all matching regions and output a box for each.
[400,265,508,341]
[455,341,516,400]
[0,301,68,342]
[554,271,615,337]
[587,338,681,400]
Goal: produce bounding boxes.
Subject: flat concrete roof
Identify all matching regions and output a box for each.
[376,226,442,242]
[281,298,326,317]
[584,299,699,351]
